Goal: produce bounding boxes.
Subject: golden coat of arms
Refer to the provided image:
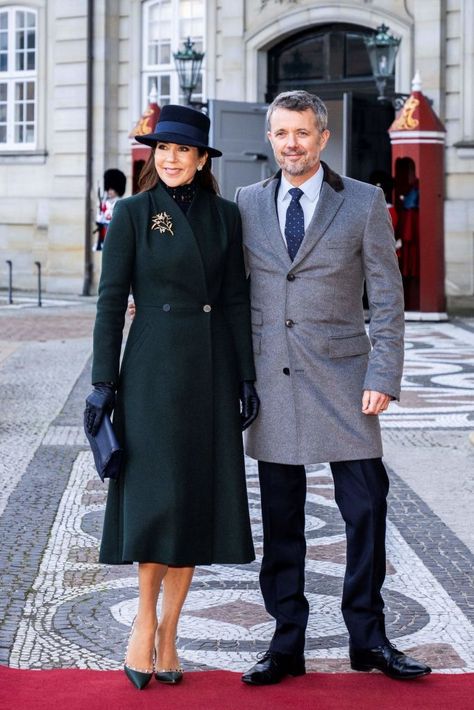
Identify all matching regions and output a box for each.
[151,211,174,236]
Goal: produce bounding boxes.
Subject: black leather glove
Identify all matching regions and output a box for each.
[240,380,260,431]
[84,383,116,436]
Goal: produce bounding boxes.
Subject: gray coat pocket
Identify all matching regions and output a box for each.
[328,332,371,358]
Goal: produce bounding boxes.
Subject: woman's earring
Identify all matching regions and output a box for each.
[197,164,203,171]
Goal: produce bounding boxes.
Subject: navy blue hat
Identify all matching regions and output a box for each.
[135,104,222,157]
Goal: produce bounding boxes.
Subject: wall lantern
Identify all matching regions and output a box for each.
[364,24,401,103]
[173,37,205,106]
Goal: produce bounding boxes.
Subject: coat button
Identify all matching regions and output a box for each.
[283,367,290,375]
[287,273,295,281]
[203,304,212,313]
[163,303,171,312]
[285,319,294,328]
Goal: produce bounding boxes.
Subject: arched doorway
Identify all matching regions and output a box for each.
[266,23,395,184]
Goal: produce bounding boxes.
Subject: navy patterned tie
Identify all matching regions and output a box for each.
[285,187,305,261]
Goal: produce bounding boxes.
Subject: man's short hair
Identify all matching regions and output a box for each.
[266,90,328,132]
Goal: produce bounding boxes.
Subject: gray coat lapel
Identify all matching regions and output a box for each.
[291,181,345,268]
[258,178,293,269]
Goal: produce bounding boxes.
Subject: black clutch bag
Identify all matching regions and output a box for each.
[84,413,123,482]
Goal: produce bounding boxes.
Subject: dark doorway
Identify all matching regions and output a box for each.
[267,23,395,182]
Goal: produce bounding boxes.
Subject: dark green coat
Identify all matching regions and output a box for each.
[92,182,256,566]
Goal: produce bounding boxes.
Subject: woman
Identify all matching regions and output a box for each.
[84,105,259,690]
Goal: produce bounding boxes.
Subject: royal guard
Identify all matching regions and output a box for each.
[94,169,127,251]
[389,73,446,316]
[394,157,419,283]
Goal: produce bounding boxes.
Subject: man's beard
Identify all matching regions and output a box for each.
[277,152,319,176]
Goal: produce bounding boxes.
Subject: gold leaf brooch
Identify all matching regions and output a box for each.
[151,211,174,235]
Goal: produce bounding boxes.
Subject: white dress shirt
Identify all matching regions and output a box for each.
[277,166,324,245]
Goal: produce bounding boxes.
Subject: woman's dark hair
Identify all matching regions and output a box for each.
[137,146,220,194]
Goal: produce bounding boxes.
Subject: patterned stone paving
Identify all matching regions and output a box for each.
[384,323,474,429]
[1,309,474,675]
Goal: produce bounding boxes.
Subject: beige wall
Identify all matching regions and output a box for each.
[1,0,473,297]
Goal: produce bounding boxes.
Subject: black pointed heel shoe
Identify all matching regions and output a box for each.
[123,620,156,690]
[124,663,154,690]
[154,629,183,684]
[155,668,184,684]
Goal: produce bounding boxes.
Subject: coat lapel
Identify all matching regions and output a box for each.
[291,180,345,268]
[148,182,209,298]
[258,177,293,269]
[186,187,225,291]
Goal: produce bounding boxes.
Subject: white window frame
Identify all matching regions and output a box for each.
[0,4,38,150]
[142,0,206,109]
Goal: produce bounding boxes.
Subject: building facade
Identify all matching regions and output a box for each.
[0,0,473,297]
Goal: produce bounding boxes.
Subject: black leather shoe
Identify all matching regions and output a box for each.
[241,651,306,685]
[350,641,432,680]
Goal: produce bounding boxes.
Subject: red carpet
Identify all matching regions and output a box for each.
[1,667,473,710]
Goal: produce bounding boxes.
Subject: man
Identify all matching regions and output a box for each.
[236,91,431,684]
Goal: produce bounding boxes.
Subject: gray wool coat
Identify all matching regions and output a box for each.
[236,162,404,466]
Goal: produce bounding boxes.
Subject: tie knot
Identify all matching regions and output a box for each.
[288,187,303,202]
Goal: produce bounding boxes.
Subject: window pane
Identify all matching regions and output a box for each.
[1,10,37,147]
[143,1,205,105]
[147,0,172,67]
[278,37,325,81]
[0,11,7,72]
[148,43,158,65]
[180,19,203,39]
[327,32,344,80]
[181,0,204,18]
[13,80,35,143]
[16,30,25,50]
[147,72,171,105]
[345,33,372,77]
[161,43,170,64]
[15,10,36,72]
[147,76,156,96]
[15,11,25,30]
[161,74,170,95]
[149,0,172,22]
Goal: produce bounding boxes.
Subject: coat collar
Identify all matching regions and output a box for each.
[261,161,345,192]
[258,161,345,268]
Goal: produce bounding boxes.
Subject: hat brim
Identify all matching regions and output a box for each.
[135,131,222,157]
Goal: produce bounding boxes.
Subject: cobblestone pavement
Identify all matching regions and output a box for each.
[0,301,473,675]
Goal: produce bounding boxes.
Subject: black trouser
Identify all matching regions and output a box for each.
[258,458,389,655]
